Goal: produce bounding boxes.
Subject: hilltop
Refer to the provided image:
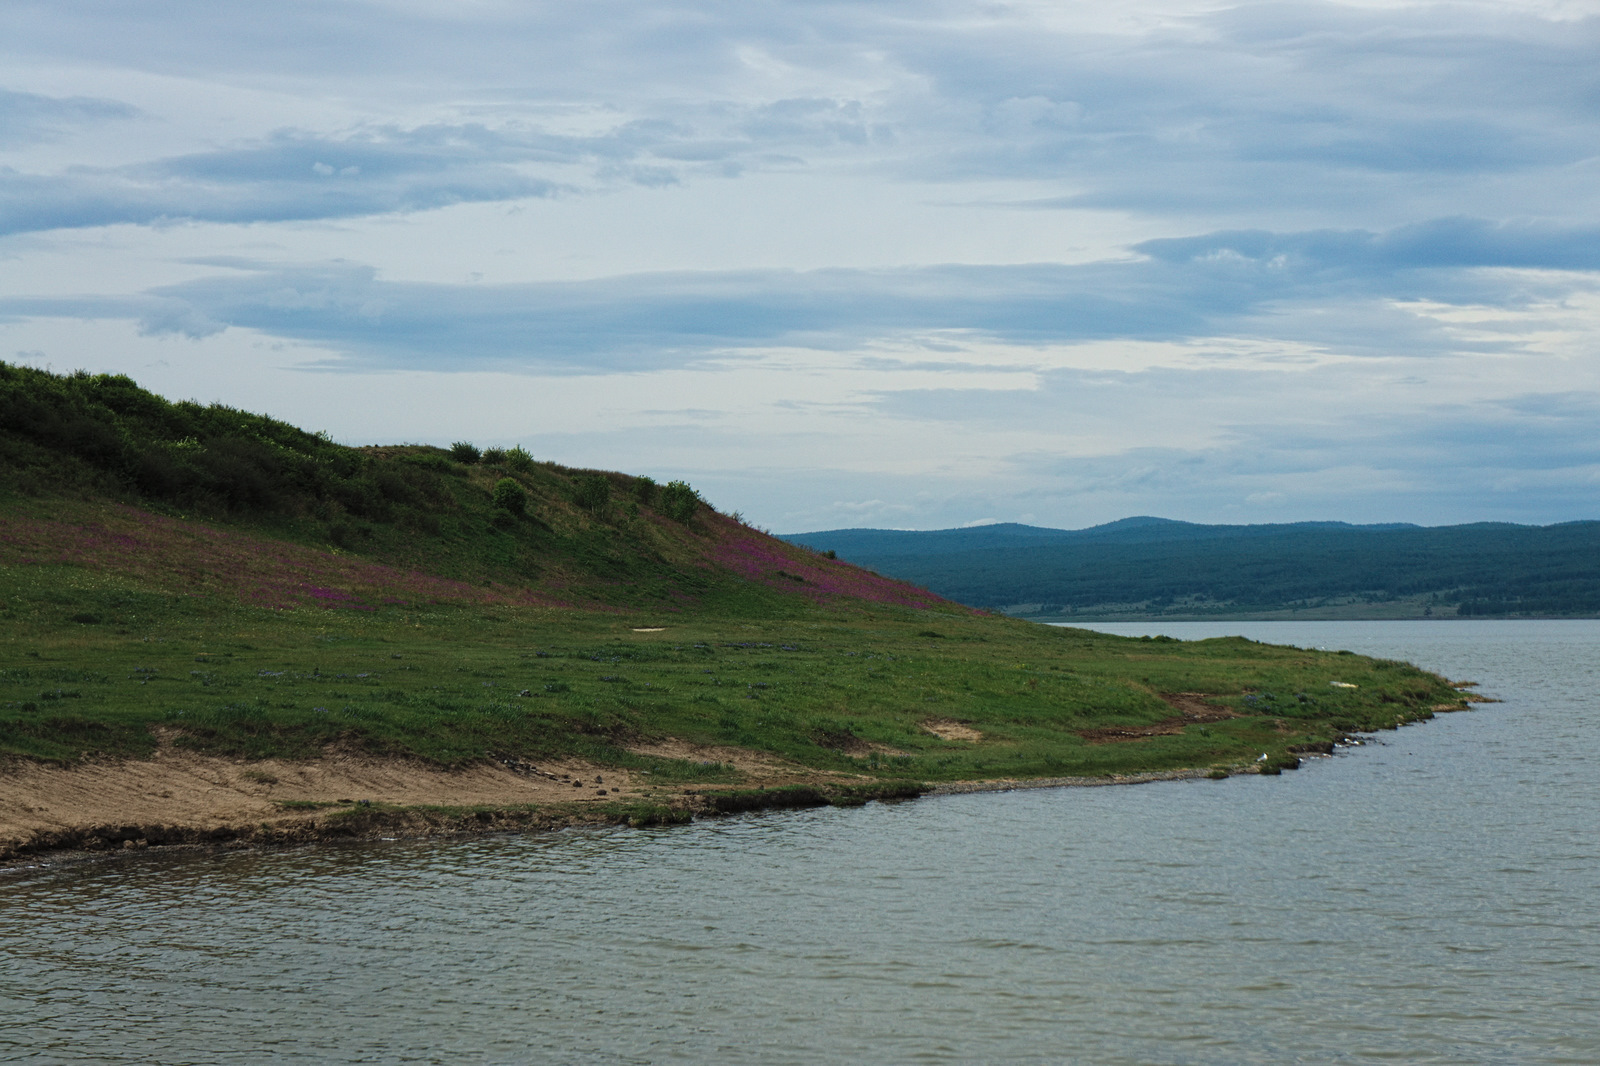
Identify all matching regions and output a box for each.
[0,363,931,617]
[0,364,1471,863]
[784,518,1600,620]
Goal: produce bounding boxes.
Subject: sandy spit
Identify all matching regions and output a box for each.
[0,738,865,867]
[0,743,1253,868]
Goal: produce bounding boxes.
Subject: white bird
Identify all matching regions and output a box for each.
[1257,753,1269,761]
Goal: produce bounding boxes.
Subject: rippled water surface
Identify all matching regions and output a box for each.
[3,621,1597,1064]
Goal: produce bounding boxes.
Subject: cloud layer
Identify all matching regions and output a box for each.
[3,0,1598,529]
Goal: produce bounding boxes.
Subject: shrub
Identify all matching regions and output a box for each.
[482,446,507,465]
[504,446,535,472]
[492,477,526,514]
[660,479,699,522]
[634,476,657,505]
[574,474,611,516]
[449,441,480,464]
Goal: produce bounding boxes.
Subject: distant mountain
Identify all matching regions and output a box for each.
[782,519,1600,619]
[797,517,1426,555]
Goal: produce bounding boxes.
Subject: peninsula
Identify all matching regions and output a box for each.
[0,364,1473,864]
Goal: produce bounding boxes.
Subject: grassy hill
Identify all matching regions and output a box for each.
[784,518,1600,619]
[0,363,1470,855]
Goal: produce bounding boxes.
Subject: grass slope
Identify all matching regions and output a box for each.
[1,363,1467,788]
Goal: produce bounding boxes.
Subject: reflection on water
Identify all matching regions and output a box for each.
[3,622,1597,1064]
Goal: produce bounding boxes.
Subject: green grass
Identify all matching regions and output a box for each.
[0,558,1463,779]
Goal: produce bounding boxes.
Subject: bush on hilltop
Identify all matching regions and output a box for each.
[660,480,699,522]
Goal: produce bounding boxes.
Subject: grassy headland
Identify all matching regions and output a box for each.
[0,363,1472,860]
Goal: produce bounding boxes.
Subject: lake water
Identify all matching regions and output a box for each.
[3,621,1597,1064]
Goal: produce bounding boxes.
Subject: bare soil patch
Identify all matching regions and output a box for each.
[921,719,983,743]
[0,747,640,853]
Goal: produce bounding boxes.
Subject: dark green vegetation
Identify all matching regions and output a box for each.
[785,517,1600,619]
[0,361,801,613]
[1,363,1465,786]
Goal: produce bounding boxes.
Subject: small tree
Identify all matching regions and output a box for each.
[492,477,526,514]
[504,446,535,472]
[660,479,699,522]
[449,441,480,464]
[574,473,611,517]
[634,475,657,506]
[482,446,507,465]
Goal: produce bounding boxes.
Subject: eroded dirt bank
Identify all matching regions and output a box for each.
[0,739,910,867]
[2,728,1361,868]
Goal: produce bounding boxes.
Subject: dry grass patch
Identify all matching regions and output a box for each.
[922,719,982,743]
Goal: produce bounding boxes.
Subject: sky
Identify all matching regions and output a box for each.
[3,1,1599,532]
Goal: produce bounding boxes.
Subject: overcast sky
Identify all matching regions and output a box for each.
[4,1,1598,531]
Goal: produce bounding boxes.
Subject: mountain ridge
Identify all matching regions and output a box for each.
[782,518,1600,618]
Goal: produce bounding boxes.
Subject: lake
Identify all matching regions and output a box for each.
[3,620,1596,1064]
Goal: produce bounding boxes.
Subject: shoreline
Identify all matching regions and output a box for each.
[0,751,1311,871]
[928,768,1214,793]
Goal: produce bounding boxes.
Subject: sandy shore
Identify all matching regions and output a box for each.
[0,738,870,866]
[0,740,1259,868]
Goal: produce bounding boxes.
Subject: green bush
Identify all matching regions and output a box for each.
[574,474,611,517]
[660,480,699,522]
[634,476,657,505]
[0,363,383,517]
[491,478,526,514]
[449,441,480,464]
[482,447,507,465]
[504,446,535,473]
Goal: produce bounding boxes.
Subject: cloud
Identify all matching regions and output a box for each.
[0,97,907,236]
[0,89,138,148]
[0,126,584,236]
[0,257,1282,369]
[1136,218,1600,274]
[6,3,1599,237]
[908,3,1600,202]
[7,216,1597,370]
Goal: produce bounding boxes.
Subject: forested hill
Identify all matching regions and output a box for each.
[782,518,1600,619]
